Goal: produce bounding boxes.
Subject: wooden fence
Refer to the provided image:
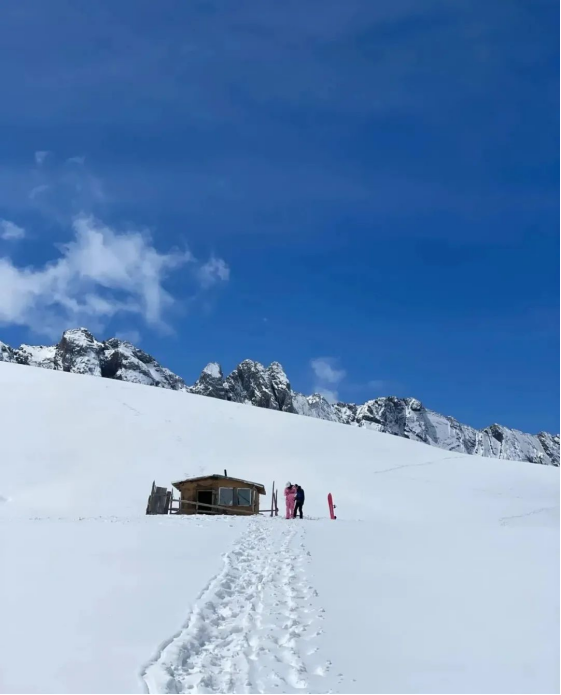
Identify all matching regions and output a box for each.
[145,481,172,515]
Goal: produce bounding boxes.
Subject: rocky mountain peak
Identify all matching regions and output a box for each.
[55,328,104,375]
[1,327,558,466]
[266,362,294,413]
[1,329,187,391]
[224,359,293,412]
[192,362,227,400]
[202,362,223,379]
[61,327,98,346]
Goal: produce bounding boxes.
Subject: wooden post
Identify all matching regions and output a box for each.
[146,480,156,514]
[270,481,275,517]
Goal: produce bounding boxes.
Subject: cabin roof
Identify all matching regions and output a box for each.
[172,474,266,494]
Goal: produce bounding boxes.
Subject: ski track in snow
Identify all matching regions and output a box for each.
[370,454,462,476]
[142,519,339,694]
[499,505,557,525]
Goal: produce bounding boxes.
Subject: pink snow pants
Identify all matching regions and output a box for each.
[285,497,295,519]
[285,488,296,519]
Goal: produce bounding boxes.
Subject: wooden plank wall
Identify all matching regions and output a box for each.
[175,477,261,515]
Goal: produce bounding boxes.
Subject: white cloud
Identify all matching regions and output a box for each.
[29,184,50,200]
[198,256,230,288]
[35,151,50,166]
[0,214,229,338]
[311,357,346,384]
[67,156,86,165]
[310,357,346,403]
[0,220,25,241]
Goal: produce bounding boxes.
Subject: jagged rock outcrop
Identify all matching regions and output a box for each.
[14,344,57,369]
[265,362,296,413]
[1,328,558,467]
[0,328,188,391]
[478,424,559,465]
[292,392,342,422]
[101,338,188,390]
[339,398,560,465]
[224,360,296,412]
[0,341,16,363]
[191,362,228,400]
[537,432,560,465]
[54,328,104,375]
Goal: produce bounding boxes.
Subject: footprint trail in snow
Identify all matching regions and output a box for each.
[142,518,338,694]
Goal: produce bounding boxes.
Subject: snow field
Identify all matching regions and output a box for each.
[0,362,558,693]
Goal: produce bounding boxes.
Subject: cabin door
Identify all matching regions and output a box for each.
[197,490,213,513]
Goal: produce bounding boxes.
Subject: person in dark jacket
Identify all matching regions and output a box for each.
[293,484,305,519]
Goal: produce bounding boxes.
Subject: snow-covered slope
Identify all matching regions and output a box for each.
[0,361,558,694]
[1,328,558,466]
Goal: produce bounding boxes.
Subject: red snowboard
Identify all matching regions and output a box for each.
[328,492,337,520]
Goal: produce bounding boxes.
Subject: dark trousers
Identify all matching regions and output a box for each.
[293,501,304,518]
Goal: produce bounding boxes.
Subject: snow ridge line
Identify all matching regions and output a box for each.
[141,518,336,694]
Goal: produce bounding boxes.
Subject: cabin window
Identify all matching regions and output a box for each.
[218,487,252,506]
[218,488,234,506]
[237,488,252,506]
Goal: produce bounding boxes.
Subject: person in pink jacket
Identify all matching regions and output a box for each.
[284,482,296,519]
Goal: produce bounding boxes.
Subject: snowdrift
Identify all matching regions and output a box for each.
[0,362,559,694]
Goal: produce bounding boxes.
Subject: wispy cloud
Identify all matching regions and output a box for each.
[34,151,50,166]
[0,214,229,338]
[26,152,105,222]
[29,184,50,200]
[0,220,25,241]
[310,360,396,402]
[311,357,346,385]
[310,357,346,403]
[198,256,230,289]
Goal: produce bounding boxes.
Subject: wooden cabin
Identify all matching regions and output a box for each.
[172,474,266,515]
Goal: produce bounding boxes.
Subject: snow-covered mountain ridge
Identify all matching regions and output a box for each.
[1,327,558,466]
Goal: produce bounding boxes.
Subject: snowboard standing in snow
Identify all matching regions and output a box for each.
[328,493,336,520]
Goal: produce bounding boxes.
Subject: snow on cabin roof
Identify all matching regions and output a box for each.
[172,475,266,494]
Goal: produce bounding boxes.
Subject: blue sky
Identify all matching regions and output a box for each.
[0,0,558,433]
